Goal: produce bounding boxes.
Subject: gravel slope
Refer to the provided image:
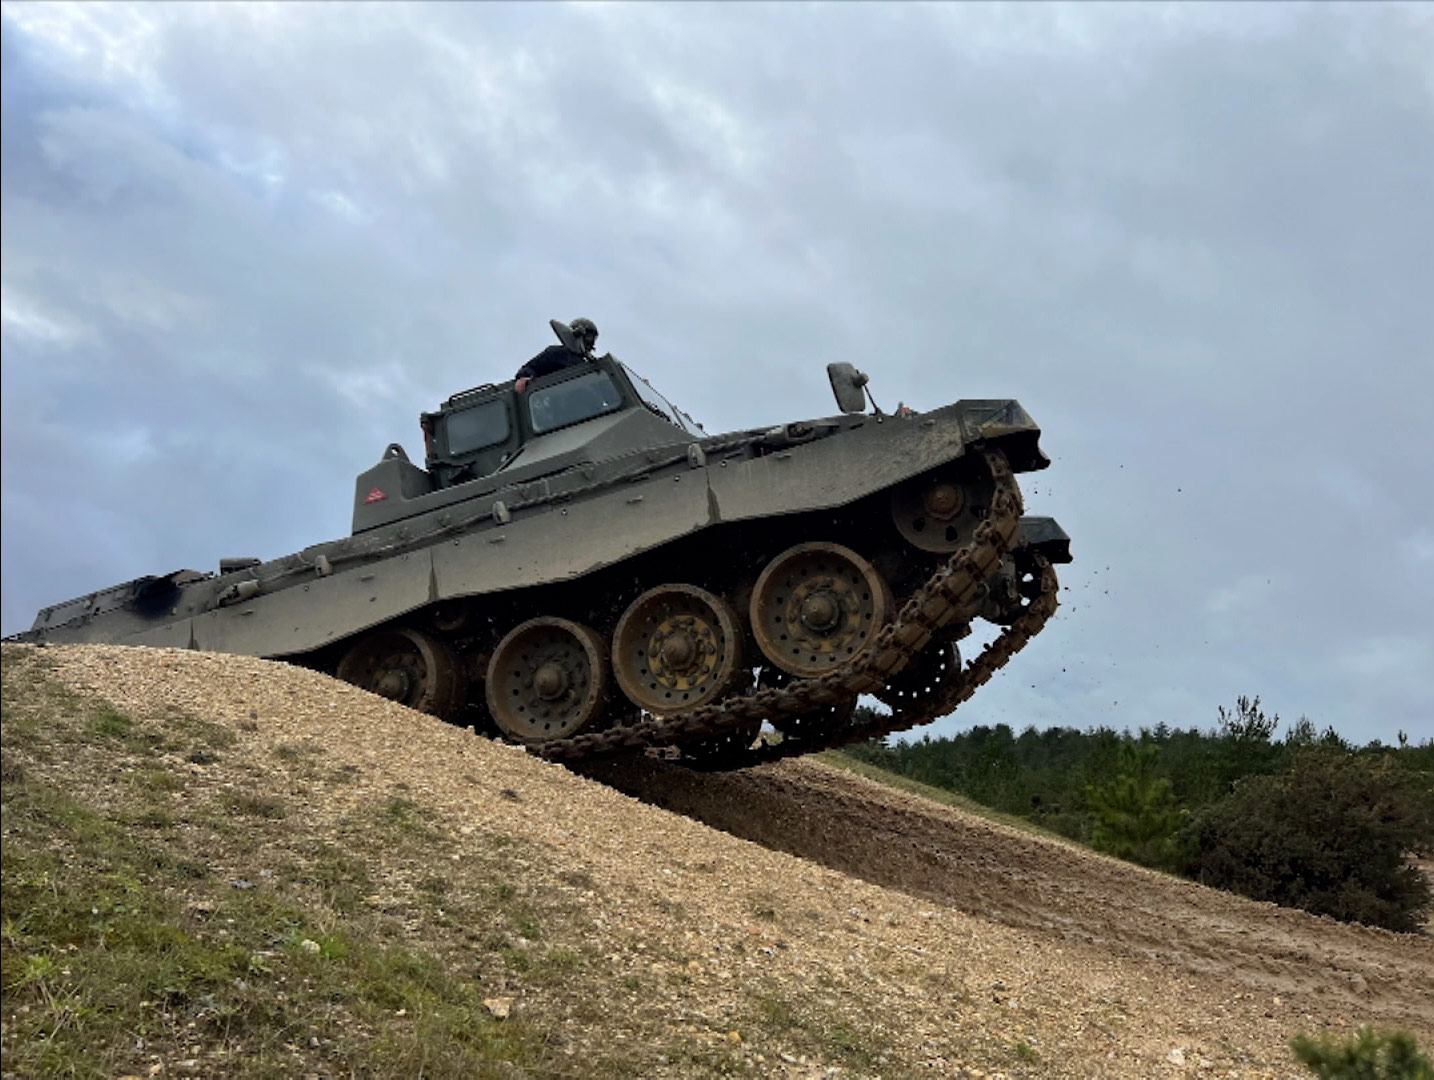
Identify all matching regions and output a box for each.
[7,643,1432,1078]
[584,755,1433,1030]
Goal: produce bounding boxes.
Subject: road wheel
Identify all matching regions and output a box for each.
[749,542,891,676]
[612,584,743,716]
[336,627,466,718]
[485,617,608,743]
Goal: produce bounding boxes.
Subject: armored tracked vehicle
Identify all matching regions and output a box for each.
[16,330,1070,768]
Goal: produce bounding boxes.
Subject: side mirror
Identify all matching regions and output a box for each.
[827,362,870,414]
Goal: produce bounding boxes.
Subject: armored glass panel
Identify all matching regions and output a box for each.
[625,367,675,422]
[528,371,624,434]
[673,409,706,436]
[445,399,510,455]
[621,365,706,435]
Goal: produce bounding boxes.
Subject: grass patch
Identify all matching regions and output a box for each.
[88,701,135,740]
[133,767,186,794]
[747,989,889,1073]
[4,835,552,1078]
[305,844,374,914]
[0,653,235,767]
[379,795,441,838]
[271,740,324,777]
[559,868,595,890]
[167,707,236,752]
[272,740,322,763]
[220,790,288,820]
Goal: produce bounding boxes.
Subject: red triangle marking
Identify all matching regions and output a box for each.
[365,487,387,503]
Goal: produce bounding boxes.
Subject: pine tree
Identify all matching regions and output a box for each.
[1084,741,1186,870]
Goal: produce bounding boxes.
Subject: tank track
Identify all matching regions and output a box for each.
[533,448,1060,771]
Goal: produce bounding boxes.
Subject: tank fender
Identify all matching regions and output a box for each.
[951,400,1050,472]
[15,568,210,640]
[1017,516,1072,564]
[705,403,1006,522]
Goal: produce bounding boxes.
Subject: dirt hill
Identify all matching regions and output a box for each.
[2,643,1430,1079]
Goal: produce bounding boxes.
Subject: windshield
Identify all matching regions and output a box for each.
[528,370,624,434]
[621,364,705,436]
[445,398,510,455]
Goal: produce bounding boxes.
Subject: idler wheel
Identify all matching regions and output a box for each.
[486,617,608,743]
[890,459,997,554]
[749,542,892,677]
[875,640,962,710]
[612,584,743,715]
[336,627,466,719]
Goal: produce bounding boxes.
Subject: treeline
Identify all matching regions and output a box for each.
[844,697,1434,932]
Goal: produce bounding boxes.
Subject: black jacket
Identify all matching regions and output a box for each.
[515,345,586,381]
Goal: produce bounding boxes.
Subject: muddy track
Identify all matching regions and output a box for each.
[582,755,1434,1033]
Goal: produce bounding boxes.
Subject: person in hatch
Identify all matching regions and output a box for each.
[514,318,598,393]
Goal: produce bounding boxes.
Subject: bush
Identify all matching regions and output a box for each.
[1292,1026,1432,1079]
[1181,749,1433,932]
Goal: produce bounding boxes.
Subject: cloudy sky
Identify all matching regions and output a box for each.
[3,2,1431,745]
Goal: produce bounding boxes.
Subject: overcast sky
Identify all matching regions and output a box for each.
[3,2,1431,745]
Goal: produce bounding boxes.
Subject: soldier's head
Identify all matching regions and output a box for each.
[569,317,599,354]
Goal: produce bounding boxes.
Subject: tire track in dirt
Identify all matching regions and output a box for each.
[582,755,1434,1034]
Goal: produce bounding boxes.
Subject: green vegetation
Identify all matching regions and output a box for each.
[843,696,1434,930]
[748,990,889,1073]
[1292,1026,1433,1079]
[1086,740,1185,869]
[1184,751,1434,932]
[1012,1039,1039,1065]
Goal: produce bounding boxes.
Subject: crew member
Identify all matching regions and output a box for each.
[514,318,598,393]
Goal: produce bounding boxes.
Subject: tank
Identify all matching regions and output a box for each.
[11,347,1071,769]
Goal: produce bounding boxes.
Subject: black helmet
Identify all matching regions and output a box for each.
[570,317,598,349]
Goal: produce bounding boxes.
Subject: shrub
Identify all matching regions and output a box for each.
[1181,749,1434,932]
[1291,1026,1432,1079]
